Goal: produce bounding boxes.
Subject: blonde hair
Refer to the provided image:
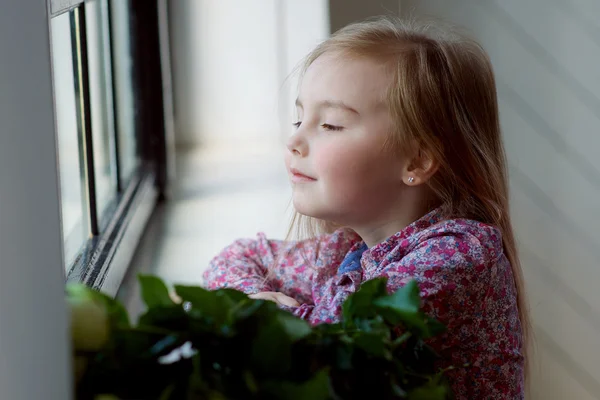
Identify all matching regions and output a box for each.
[287,16,531,373]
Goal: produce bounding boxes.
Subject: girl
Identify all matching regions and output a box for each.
[203,17,527,399]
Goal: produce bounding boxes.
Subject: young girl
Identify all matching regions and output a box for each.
[203,17,527,399]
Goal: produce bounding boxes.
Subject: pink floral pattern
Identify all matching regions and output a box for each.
[203,209,524,399]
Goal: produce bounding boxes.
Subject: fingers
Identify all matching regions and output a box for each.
[249,292,275,301]
[170,292,182,304]
[274,293,300,307]
[249,292,300,307]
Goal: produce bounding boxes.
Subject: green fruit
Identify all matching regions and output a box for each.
[66,284,109,351]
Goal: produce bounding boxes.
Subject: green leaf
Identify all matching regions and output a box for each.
[407,382,449,400]
[174,285,217,310]
[206,391,227,400]
[264,369,331,400]
[391,380,408,397]
[354,315,388,335]
[392,332,412,348]
[312,322,345,336]
[111,328,169,361]
[158,384,176,400]
[251,318,292,376]
[174,286,250,327]
[106,300,130,327]
[395,338,441,376]
[186,354,208,396]
[353,332,391,359]
[139,275,174,308]
[217,288,249,303]
[75,277,453,400]
[231,297,264,320]
[276,312,312,341]
[373,280,420,315]
[148,335,185,358]
[335,344,354,370]
[138,306,189,332]
[342,278,388,325]
[424,317,447,337]
[373,280,445,338]
[243,370,258,394]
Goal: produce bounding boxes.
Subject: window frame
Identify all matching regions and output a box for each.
[1,1,71,398]
[49,0,174,296]
[50,0,84,17]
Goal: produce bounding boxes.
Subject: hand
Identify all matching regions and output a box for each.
[170,292,182,304]
[249,292,300,307]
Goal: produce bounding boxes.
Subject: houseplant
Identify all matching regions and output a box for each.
[67,275,452,399]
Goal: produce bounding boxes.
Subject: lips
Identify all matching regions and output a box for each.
[290,168,316,183]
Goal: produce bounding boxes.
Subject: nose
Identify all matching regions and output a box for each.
[286,130,308,157]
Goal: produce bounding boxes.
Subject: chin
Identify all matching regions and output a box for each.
[292,196,321,218]
[293,198,338,224]
[291,197,311,216]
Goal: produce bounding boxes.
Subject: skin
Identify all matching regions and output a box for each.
[262,51,438,306]
[249,292,300,307]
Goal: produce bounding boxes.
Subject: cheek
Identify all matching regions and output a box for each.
[314,141,380,183]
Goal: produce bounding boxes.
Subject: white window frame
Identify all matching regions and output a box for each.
[0,0,71,398]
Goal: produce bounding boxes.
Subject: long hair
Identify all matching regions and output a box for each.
[287,16,530,372]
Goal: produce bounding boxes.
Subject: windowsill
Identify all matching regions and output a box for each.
[117,143,292,316]
[67,166,158,296]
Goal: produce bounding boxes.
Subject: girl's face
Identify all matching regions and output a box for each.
[285,52,407,229]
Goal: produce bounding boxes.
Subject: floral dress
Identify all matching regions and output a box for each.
[203,209,525,399]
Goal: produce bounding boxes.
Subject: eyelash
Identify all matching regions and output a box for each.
[292,122,344,132]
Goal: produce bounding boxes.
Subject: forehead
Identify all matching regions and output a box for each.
[299,52,391,111]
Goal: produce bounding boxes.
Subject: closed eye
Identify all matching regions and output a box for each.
[321,123,344,132]
[292,121,301,129]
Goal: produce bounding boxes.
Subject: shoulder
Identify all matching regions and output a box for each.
[380,219,511,311]
[409,218,504,267]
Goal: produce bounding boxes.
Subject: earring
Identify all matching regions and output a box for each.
[408,177,415,183]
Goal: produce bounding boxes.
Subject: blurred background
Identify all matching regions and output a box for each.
[2,0,599,399]
[134,1,600,398]
[156,2,600,398]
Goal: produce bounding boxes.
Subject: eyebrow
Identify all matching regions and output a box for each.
[295,98,360,115]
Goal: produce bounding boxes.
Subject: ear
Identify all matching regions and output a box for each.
[402,149,440,186]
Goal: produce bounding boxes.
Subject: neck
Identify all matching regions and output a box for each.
[351,190,436,248]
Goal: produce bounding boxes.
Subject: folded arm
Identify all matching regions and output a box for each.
[202,233,318,304]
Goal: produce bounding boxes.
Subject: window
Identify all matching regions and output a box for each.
[49,0,174,295]
[85,0,119,219]
[50,10,89,266]
[110,0,140,185]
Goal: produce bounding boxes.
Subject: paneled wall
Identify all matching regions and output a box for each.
[403,1,600,398]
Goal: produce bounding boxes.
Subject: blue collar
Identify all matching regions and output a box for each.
[337,242,368,274]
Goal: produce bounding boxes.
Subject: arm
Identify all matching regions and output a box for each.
[282,233,487,322]
[202,233,319,304]
[393,235,524,399]
[285,233,523,399]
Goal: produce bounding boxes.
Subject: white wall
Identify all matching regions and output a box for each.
[328,0,400,33]
[401,1,600,398]
[169,0,329,149]
[279,1,330,140]
[0,1,71,399]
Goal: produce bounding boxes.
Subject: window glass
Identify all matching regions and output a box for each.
[86,0,118,216]
[110,0,139,183]
[51,11,90,268]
